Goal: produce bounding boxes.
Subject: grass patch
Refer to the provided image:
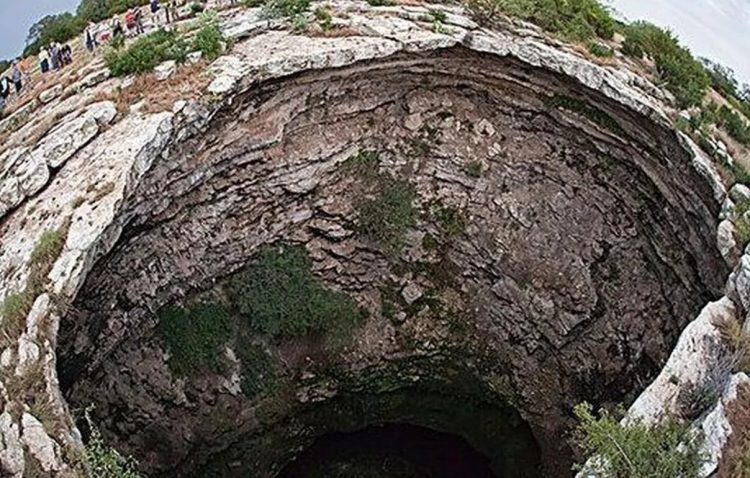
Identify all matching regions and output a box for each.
[547,94,624,136]
[158,302,232,377]
[226,245,364,343]
[1,223,69,347]
[574,402,705,478]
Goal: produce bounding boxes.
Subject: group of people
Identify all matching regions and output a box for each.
[38,43,73,74]
[0,62,24,114]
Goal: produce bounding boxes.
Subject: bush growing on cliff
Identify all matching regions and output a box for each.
[106,17,224,77]
[621,22,709,108]
[106,29,188,76]
[467,0,615,41]
[83,409,143,478]
[227,245,363,343]
[574,402,705,478]
[158,302,232,376]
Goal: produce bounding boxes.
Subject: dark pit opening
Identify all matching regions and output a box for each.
[278,423,502,478]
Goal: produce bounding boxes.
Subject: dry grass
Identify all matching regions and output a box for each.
[719,382,750,478]
[94,61,211,116]
[715,316,750,373]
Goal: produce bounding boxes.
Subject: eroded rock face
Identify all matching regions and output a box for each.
[0,4,736,478]
[56,49,725,476]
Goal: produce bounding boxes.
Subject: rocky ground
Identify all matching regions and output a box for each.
[1,2,749,477]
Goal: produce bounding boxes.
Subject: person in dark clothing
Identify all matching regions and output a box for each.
[11,62,22,93]
[134,8,145,34]
[0,76,11,114]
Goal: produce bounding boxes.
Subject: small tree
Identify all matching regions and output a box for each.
[574,402,706,478]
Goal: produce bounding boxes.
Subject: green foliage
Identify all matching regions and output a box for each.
[621,22,710,108]
[366,0,395,5]
[260,0,310,18]
[574,402,705,478]
[343,151,418,255]
[467,0,615,41]
[23,13,84,57]
[547,94,624,136]
[190,2,205,15]
[83,409,143,478]
[702,59,740,99]
[432,204,467,237]
[226,245,363,342]
[429,9,447,23]
[158,302,232,377]
[358,186,417,255]
[235,342,276,397]
[106,29,187,76]
[315,6,333,31]
[716,105,750,146]
[192,12,224,61]
[78,0,149,24]
[587,41,613,58]
[465,160,483,178]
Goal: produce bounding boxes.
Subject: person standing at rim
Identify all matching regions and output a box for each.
[38,47,50,74]
[84,23,97,52]
[11,61,23,94]
[150,0,162,25]
[0,76,11,115]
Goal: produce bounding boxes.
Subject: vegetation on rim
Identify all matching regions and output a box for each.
[574,402,705,478]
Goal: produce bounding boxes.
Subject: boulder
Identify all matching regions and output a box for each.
[0,148,49,219]
[155,60,177,81]
[717,219,740,264]
[32,101,117,169]
[38,84,63,104]
[730,183,750,204]
[81,68,111,88]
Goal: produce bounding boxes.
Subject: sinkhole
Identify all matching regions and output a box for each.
[55,48,727,477]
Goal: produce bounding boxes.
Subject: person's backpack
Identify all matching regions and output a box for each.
[150,0,160,13]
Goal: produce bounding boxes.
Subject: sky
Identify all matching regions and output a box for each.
[607,0,750,85]
[0,0,79,60]
[0,0,748,84]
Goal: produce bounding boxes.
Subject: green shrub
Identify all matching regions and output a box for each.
[574,402,705,478]
[260,0,310,18]
[83,410,142,478]
[366,0,395,5]
[190,2,205,14]
[343,151,418,255]
[158,302,232,377]
[587,41,613,58]
[621,22,710,108]
[226,245,363,342]
[235,342,276,397]
[465,160,483,178]
[314,6,333,31]
[433,204,467,236]
[717,105,750,146]
[192,13,224,61]
[106,29,188,77]
[467,0,615,41]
